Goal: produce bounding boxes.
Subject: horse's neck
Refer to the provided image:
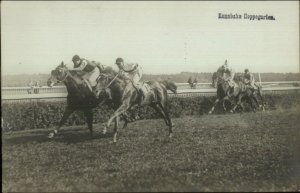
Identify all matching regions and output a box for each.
[110,78,126,91]
[64,74,84,93]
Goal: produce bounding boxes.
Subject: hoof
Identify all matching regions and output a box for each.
[230,110,234,113]
[109,140,116,144]
[48,132,55,139]
[169,133,173,138]
[102,123,107,134]
[208,111,212,114]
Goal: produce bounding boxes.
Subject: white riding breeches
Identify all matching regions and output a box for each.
[82,67,100,87]
[122,66,143,86]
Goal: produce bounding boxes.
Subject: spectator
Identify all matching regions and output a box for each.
[27,80,34,94]
[188,76,193,89]
[193,78,198,89]
[34,80,41,94]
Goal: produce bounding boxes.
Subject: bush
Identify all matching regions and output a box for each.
[2,92,300,131]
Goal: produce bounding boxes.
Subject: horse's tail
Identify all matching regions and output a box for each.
[257,85,265,109]
[160,80,177,94]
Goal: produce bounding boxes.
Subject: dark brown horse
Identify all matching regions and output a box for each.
[94,71,177,143]
[46,62,105,138]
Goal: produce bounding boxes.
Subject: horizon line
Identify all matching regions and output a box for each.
[2,71,300,76]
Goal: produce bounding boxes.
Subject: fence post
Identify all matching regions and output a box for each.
[258,73,262,86]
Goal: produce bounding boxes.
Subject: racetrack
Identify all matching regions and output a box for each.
[2,108,300,192]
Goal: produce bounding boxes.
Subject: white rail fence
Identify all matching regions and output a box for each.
[2,81,300,103]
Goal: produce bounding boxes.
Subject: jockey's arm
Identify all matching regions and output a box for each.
[230,71,235,81]
[244,78,250,84]
[250,74,255,82]
[73,67,84,71]
[122,63,138,73]
[73,60,87,71]
[226,67,234,80]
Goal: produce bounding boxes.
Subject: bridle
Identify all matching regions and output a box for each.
[94,72,120,105]
[97,72,120,89]
[55,67,69,83]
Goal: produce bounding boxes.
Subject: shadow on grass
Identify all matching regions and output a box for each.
[3,128,114,145]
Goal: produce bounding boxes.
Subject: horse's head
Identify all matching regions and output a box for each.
[47,61,69,87]
[212,72,220,88]
[233,73,244,83]
[93,73,111,97]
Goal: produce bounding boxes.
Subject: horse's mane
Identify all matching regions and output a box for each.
[233,73,244,83]
[101,66,128,84]
[101,66,117,75]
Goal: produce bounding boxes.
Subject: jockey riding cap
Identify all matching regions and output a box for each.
[72,55,80,62]
[115,57,124,64]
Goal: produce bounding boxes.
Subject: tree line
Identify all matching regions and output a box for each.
[2,72,300,87]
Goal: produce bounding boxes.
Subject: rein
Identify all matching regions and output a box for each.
[95,72,120,106]
[57,68,69,83]
[104,72,120,89]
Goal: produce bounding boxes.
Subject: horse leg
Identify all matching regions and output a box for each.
[48,107,74,138]
[150,104,170,126]
[122,119,129,130]
[250,98,256,112]
[222,98,232,111]
[230,95,242,113]
[84,108,93,137]
[253,93,260,110]
[257,89,265,111]
[209,98,221,114]
[103,102,131,136]
[113,116,120,143]
[223,100,227,111]
[158,102,173,138]
[249,94,258,112]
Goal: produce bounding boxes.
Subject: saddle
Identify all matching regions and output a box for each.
[140,82,152,94]
[132,82,155,104]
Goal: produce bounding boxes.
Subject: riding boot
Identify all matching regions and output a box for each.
[84,79,93,92]
[139,88,145,100]
[92,86,99,99]
[105,88,113,100]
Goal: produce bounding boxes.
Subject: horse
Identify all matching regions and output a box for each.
[233,74,265,112]
[94,71,177,143]
[209,72,264,114]
[209,72,250,114]
[46,61,105,138]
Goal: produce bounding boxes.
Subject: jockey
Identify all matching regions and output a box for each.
[115,57,145,99]
[243,68,258,90]
[72,55,102,95]
[187,76,193,88]
[217,59,235,88]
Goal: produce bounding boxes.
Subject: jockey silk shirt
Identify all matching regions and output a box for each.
[119,63,142,83]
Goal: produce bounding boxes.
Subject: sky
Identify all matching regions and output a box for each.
[1,1,299,75]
